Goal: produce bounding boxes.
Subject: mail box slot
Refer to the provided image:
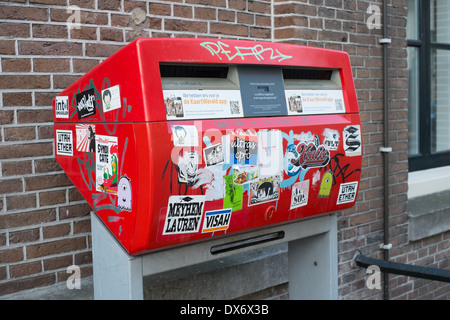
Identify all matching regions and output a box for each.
[53,38,362,255]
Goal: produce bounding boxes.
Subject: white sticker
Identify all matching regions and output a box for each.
[95,135,118,194]
[285,90,346,115]
[343,125,362,156]
[202,208,232,233]
[323,128,340,151]
[290,180,309,210]
[171,125,199,147]
[55,96,69,119]
[163,90,243,120]
[163,195,206,235]
[56,130,73,156]
[337,181,359,205]
[102,85,121,113]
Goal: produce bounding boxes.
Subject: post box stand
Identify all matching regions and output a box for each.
[91,211,338,300]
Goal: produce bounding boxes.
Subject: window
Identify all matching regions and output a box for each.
[407,0,450,171]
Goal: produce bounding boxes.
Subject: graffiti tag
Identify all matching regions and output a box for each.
[200,41,293,62]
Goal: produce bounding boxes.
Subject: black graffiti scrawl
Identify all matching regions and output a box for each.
[343,125,362,157]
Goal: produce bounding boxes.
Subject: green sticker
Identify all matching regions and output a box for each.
[223,174,243,212]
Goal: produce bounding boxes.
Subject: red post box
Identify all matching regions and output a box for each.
[53,38,362,255]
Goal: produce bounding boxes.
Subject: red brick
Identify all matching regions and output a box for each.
[25,173,72,191]
[9,228,40,244]
[0,5,48,21]
[26,237,87,259]
[43,223,71,239]
[210,22,248,37]
[0,247,24,263]
[4,126,36,141]
[0,75,50,90]
[6,193,37,211]
[10,261,42,278]
[0,209,56,230]
[33,58,70,73]
[0,22,30,37]
[0,274,55,296]
[19,41,83,56]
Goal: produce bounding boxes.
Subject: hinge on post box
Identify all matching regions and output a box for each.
[380,147,392,153]
[379,243,392,250]
[379,38,391,44]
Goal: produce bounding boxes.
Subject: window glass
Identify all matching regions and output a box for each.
[431,0,450,44]
[408,46,420,155]
[407,0,419,40]
[431,49,450,153]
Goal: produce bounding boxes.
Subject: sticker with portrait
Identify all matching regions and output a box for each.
[102,85,121,113]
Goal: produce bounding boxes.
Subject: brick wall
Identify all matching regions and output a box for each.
[0,0,449,300]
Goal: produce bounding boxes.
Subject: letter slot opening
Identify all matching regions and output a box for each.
[160,64,229,78]
[282,68,333,80]
[210,231,285,255]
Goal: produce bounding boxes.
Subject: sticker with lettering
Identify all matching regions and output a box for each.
[76,88,97,119]
[56,130,73,156]
[202,208,232,233]
[163,195,206,235]
[284,134,330,177]
[55,96,69,119]
[290,180,309,210]
[226,129,257,165]
[343,125,362,157]
[95,135,118,194]
[336,181,358,205]
[323,128,340,151]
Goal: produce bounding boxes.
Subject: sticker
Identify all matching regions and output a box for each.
[258,129,283,176]
[238,66,288,117]
[177,150,199,185]
[285,90,346,115]
[163,195,206,235]
[171,125,199,147]
[163,90,243,120]
[76,88,97,119]
[232,166,258,185]
[290,180,309,210]
[226,129,258,165]
[202,208,232,233]
[284,135,330,176]
[95,135,118,194]
[337,181,358,205]
[323,129,340,151]
[55,96,69,118]
[76,124,96,153]
[203,143,224,167]
[56,130,73,156]
[102,85,121,113]
[117,175,132,212]
[248,175,281,206]
[343,125,362,156]
[223,174,243,212]
[319,171,333,198]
